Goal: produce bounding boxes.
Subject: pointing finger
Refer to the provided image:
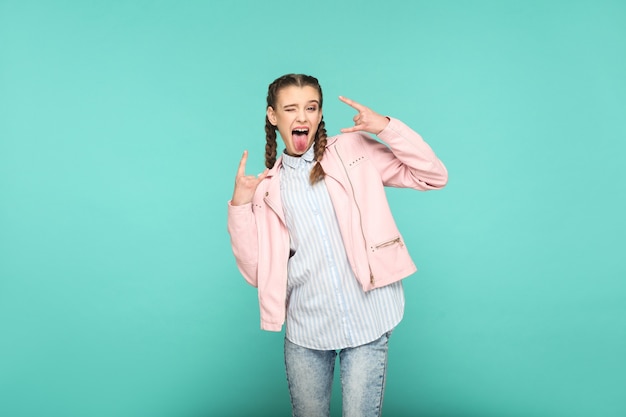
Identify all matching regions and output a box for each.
[339,96,367,112]
[237,150,248,177]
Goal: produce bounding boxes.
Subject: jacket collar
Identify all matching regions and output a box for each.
[319,134,345,184]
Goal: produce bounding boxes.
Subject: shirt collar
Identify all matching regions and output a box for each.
[282,145,315,169]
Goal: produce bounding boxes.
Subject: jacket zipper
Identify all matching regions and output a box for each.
[335,148,376,286]
[375,237,404,249]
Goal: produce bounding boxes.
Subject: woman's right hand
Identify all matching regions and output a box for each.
[231,150,269,206]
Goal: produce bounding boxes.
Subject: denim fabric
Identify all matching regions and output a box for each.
[284,331,391,417]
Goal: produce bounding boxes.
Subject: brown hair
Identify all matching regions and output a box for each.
[265,73,327,184]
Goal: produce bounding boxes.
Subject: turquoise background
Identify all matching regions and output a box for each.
[1,0,624,416]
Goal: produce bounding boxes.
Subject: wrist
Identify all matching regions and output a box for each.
[376,117,391,135]
[231,194,251,206]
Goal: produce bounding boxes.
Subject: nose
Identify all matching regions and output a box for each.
[297,108,307,122]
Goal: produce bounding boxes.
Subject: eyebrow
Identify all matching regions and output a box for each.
[282,100,320,109]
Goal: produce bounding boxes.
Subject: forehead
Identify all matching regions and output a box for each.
[275,85,320,106]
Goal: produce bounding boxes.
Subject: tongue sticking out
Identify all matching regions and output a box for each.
[292,132,309,153]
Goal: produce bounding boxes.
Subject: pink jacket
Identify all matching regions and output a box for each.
[228,117,448,331]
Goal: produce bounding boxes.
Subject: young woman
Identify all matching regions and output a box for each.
[228,74,447,417]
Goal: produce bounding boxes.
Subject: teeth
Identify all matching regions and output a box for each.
[293,129,308,133]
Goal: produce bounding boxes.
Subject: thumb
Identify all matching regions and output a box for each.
[257,168,269,181]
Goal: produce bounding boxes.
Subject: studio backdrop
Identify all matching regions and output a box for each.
[1,1,624,416]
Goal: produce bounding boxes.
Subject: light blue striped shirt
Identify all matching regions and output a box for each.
[280,146,404,350]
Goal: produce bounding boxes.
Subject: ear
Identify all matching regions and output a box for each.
[267,107,277,126]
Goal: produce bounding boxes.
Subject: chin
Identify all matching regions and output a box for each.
[285,149,304,157]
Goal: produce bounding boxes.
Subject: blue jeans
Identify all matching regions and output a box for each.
[284,331,392,417]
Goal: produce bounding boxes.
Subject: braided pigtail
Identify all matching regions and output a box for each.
[265,73,325,175]
[309,118,327,184]
[264,116,278,169]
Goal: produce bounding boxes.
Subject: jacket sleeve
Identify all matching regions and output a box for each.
[365,117,448,190]
[227,201,259,287]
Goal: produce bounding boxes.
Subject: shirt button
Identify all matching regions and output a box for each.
[265,192,269,197]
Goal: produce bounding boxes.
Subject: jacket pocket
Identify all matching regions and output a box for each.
[367,235,414,286]
[370,236,404,252]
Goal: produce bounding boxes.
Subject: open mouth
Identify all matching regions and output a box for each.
[292,128,310,152]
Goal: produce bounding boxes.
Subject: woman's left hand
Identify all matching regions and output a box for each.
[339,96,390,135]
